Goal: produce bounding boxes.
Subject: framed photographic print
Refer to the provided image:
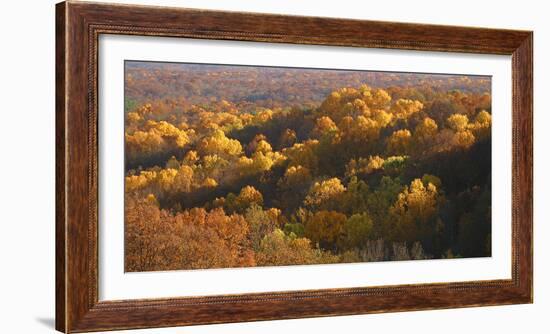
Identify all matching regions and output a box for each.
[56,1,533,332]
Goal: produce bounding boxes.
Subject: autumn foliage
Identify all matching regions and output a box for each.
[124,62,492,271]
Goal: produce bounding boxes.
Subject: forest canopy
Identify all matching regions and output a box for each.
[124,62,492,272]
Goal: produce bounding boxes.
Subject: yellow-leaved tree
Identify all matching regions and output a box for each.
[304,210,348,251]
[390,178,443,243]
[304,177,346,209]
[386,129,412,155]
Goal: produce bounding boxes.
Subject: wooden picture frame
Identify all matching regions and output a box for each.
[56,1,533,332]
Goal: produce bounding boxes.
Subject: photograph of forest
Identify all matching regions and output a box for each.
[124,61,492,272]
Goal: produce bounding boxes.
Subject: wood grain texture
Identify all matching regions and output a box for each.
[55,1,533,332]
[55,2,67,332]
